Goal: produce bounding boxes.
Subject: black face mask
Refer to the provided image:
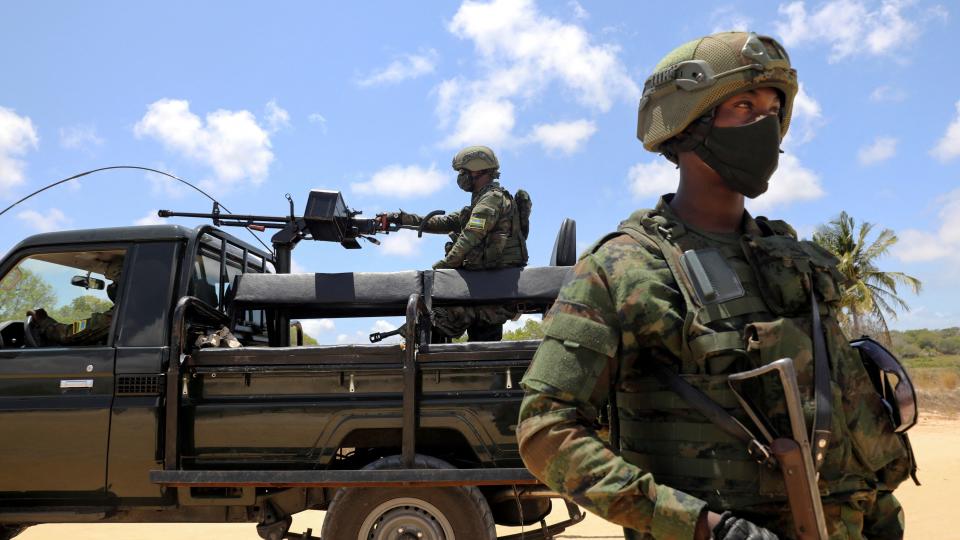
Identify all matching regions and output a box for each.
[456,171,474,192]
[692,114,782,198]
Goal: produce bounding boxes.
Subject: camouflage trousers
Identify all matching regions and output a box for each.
[623,491,904,539]
[432,305,518,342]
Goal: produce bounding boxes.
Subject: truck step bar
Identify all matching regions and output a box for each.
[151,467,539,488]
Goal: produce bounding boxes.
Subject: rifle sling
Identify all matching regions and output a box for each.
[809,285,832,470]
[651,365,773,466]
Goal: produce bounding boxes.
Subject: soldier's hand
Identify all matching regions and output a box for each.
[26,308,48,322]
[376,212,399,230]
[712,511,779,539]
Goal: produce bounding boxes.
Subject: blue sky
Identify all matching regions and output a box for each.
[1,0,958,342]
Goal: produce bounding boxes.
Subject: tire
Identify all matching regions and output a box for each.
[0,525,28,540]
[321,455,496,540]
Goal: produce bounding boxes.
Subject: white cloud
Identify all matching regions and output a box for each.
[351,163,446,199]
[17,208,69,232]
[300,319,336,340]
[710,6,753,33]
[439,0,638,149]
[336,333,351,344]
[265,100,291,133]
[569,0,588,19]
[894,188,960,262]
[444,99,516,149]
[59,124,104,150]
[747,153,825,213]
[359,50,438,87]
[134,98,275,187]
[932,100,960,162]
[869,85,907,103]
[627,159,678,200]
[145,164,188,198]
[527,119,596,154]
[134,210,165,226]
[379,229,422,257]
[775,0,924,62]
[858,136,898,165]
[786,83,823,145]
[308,113,328,134]
[0,106,39,191]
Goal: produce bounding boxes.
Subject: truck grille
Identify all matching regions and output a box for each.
[116,375,164,396]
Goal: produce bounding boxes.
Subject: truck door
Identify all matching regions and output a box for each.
[0,248,126,496]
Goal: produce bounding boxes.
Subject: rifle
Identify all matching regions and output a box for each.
[729,358,828,540]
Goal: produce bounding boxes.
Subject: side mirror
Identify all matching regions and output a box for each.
[71,275,105,290]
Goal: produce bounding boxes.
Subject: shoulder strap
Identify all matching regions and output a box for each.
[618,219,701,372]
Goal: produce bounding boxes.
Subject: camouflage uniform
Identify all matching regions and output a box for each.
[35,308,113,346]
[401,180,526,270]
[518,196,912,539]
[400,180,527,341]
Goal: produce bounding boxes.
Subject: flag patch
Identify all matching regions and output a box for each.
[467,216,486,230]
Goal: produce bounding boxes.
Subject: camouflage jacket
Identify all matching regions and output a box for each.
[401,182,525,269]
[518,195,911,539]
[37,309,113,346]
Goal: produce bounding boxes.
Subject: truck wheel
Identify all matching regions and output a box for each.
[0,525,27,540]
[321,455,496,540]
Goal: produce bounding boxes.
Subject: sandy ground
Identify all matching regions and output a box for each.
[16,415,958,539]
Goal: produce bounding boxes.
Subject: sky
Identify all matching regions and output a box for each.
[1,0,958,343]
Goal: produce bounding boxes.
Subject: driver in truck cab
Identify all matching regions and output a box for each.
[27,261,121,346]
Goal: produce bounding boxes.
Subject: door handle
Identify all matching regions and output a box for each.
[60,379,94,389]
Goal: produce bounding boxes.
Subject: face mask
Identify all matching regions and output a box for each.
[692,114,781,198]
[456,171,474,192]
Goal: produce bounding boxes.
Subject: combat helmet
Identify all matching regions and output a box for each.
[452,146,500,174]
[637,32,798,159]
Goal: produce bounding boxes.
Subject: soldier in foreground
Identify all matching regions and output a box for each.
[382,145,530,341]
[518,32,914,539]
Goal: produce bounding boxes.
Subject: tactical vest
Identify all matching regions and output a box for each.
[461,185,529,269]
[606,208,910,510]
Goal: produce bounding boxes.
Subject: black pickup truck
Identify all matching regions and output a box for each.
[0,191,583,540]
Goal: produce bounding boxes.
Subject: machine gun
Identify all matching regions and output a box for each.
[159,190,382,274]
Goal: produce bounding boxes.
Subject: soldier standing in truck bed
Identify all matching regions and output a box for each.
[383,145,531,342]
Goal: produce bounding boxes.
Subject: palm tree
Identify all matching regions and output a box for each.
[812,211,922,341]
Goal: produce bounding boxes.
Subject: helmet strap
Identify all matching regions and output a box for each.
[661,110,714,164]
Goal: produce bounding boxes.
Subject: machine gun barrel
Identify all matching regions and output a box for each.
[158,209,292,227]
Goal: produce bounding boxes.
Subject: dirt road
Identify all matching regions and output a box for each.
[17,416,957,539]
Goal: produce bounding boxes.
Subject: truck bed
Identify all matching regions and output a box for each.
[182,340,540,469]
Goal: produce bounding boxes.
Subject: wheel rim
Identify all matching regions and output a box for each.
[358,497,455,540]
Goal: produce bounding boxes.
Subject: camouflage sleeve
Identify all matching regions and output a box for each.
[443,192,501,267]
[399,210,462,234]
[518,253,707,539]
[36,314,72,343]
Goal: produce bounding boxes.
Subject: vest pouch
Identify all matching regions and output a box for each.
[827,325,913,489]
[743,317,858,492]
[744,236,843,316]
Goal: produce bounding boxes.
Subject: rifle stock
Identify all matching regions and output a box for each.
[771,438,825,540]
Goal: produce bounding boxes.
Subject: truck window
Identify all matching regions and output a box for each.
[0,249,125,347]
[189,233,270,343]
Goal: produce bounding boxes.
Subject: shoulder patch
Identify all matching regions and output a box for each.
[467,215,486,230]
